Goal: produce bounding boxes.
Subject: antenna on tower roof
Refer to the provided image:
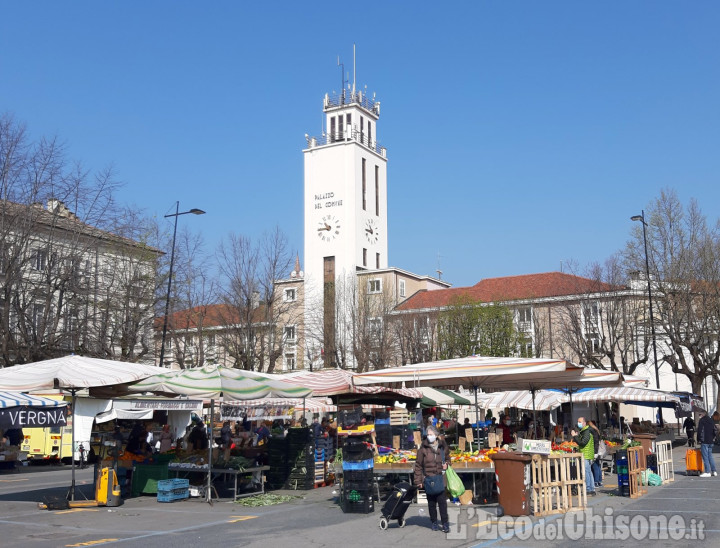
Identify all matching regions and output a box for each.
[436,251,444,280]
[337,56,345,103]
[353,44,356,95]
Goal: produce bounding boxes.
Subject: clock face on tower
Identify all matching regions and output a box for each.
[364,218,379,244]
[317,214,341,242]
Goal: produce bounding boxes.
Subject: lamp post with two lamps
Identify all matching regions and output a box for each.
[631,210,663,425]
[158,202,205,367]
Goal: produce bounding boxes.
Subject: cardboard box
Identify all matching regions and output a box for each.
[518,438,552,455]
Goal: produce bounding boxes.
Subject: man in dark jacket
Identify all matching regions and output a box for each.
[414,426,451,533]
[697,411,717,477]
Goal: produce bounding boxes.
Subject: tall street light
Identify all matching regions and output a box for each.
[631,210,662,425]
[159,202,205,367]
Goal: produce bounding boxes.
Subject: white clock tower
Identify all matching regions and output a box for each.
[303,84,388,367]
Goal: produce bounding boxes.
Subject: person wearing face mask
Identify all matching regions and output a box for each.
[498,417,513,445]
[414,426,452,533]
[570,417,596,496]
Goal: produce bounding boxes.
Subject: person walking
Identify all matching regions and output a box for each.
[683,416,696,448]
[571,417,596,496]
[414,426,451,533]
[697,411,717,477]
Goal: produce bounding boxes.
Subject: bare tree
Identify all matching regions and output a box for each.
[216,227,296,372]
[0,113,158,365]
[628,189,720,400]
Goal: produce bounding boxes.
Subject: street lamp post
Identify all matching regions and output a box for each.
[159,201,205,367]
[631,210,663,425]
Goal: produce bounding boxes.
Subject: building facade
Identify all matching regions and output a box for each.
[0,199,161,365]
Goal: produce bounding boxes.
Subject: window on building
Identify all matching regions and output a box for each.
[34,250,47,271]
[399,279,406,298]
[517,307,532,332]
[330,116,336,142]
[32,303,44,331]
[360,116,364,143]
[368,121,372,146]
[376,253,380,269]
[587,334,602,354]
[362,158,367,210]
[363,248,367,267]
[284,288,297,302]
[284,325,296,343]
[368,279,382,294]
[375,166,379,215]
[369,317,382,341]
[583,302,600,323]
[346,113,351,133]
[285,353,296,370]
[338,114,344,139]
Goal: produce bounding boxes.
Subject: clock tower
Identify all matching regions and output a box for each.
[303,84,388,366]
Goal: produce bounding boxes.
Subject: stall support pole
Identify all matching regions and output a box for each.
[473,386,480,445]
[207,398,214,505]
[68,388,77,501]
[531,387,538,438]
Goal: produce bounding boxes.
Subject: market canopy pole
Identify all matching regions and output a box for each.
[207,398,214,505]
[68,388,77,501]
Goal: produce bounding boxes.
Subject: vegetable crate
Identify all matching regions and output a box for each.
[627,446,647,499]
[389,410,409,426]
[558,453,586,512]
[157,478,190,503]
[656,441,674,483]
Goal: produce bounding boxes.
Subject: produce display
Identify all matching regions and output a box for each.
[621,439,641,449]
[450,449,497,463]
[551,441,579,454]
[375,451,415,464]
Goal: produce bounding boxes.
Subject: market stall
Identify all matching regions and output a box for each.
[129,364,313,503]
[0,356,167,500]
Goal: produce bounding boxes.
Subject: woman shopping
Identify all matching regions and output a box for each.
[414,426,451,533]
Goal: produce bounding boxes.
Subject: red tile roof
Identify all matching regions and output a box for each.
[396,272,623,312]
[155,303,268,330]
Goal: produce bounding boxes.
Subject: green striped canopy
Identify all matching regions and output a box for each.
[130,364,312,401]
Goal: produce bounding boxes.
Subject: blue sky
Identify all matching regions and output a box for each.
[2,2,719,288]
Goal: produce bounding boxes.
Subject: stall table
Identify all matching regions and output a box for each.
[373,461,494,503]
[168,463,270,501]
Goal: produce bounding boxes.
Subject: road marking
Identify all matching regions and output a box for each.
[228,515,258,523]
[55,508,99,515]
[0,478,29,483]
[66,540,118,547]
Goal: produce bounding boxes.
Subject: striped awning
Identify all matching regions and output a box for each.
[274,369,422,400]
[479,389,565,412]
[0,391,68,408]
[130,364,313,401]
[353,356,586,391]
[567,386,680,405]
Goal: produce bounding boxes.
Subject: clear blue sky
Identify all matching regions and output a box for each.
[2,2,719,288]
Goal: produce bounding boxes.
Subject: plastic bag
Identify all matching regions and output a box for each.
[445,466,465,498]
[648,472,663,486]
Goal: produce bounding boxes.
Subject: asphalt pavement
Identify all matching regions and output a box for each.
[0,445,717,548]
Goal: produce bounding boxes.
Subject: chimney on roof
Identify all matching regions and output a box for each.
[47,198,76,219]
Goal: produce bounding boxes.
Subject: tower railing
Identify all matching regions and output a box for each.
[324,91,380,115]
[306,128,386,157]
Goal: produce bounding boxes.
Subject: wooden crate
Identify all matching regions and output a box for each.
[390,410,409,425]
[656,440,674,483]
[627,446,647,499]
[530,454,565,516]
[558,453,586,512]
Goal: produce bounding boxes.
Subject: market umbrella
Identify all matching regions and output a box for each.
[353,356,587,441]
[0,356,168,500]
[0,391,68,430]
[129,364,312,503]
[418,387,472,408]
